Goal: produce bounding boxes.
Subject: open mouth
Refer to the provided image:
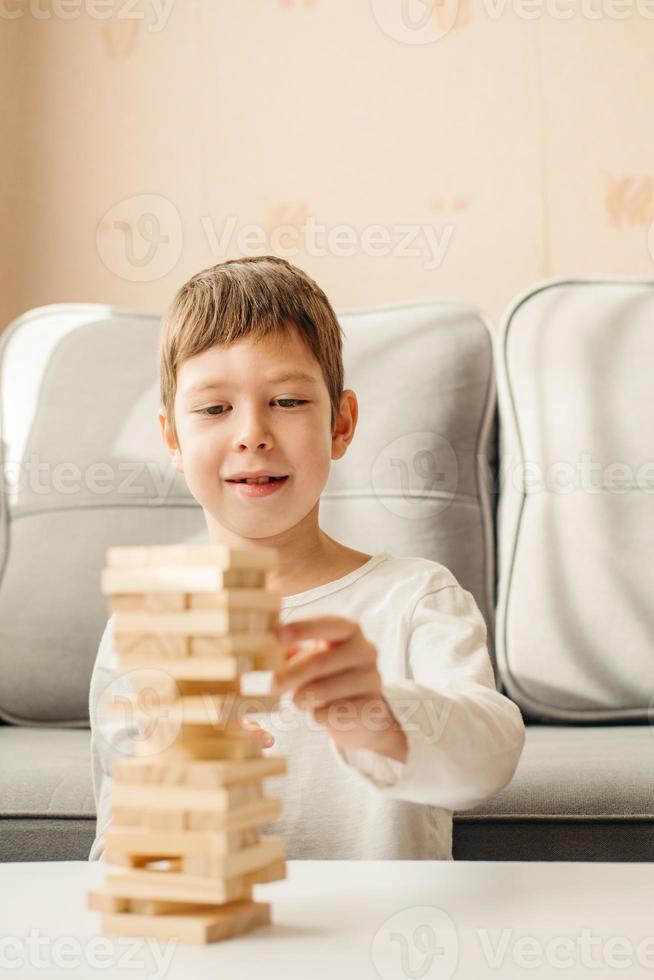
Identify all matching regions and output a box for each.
[227,475,288,485]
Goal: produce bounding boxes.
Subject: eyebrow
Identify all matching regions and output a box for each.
[184,371,319,397]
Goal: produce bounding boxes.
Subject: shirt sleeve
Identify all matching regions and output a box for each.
[87,614,141,862]
[330,583,526,810]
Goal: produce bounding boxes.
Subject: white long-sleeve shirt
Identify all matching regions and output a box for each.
[88,552,525,862]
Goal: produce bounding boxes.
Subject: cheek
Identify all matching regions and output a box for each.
[296,431,332,483]
[184,430,224,470]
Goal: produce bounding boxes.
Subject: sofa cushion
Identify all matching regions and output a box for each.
[0,300,498,726]
[494,278,654,721]
[326,300,498,678]
[0,726,95,819]
[0,305,208,727]
[454,723,654,861]
[0,726,95,861]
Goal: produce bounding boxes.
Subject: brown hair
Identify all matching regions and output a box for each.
[159,256,345,445]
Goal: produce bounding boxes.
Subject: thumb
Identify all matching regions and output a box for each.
[241,717,275,746]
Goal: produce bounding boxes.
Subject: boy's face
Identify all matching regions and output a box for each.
[159,324,356,542]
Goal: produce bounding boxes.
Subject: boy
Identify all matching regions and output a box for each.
[88,255,525,862]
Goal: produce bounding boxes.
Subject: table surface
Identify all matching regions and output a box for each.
[1,859,654,979]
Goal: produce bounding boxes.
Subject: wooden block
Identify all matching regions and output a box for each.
[111,782,268,814]
[240,827,260,847]
[203,590,281,611]
[105,825,256,857]
[117,654,251,682]
[103,566,232,596]
[173,679,241,696]
[112,755,287,788]
[243,856,285,886]
[142,592,188,611]
[185,797,282,832]
[104,571,281,602]
[113,648,282,685]
[147,723,263,743]
[105,856,285,905]
[110,593,189,612]
[115,611,228,638]
[104,834,284,880]
[105,676,242,703]
[87,890,130,913]
[108,796,282,835]
[189,632,278,657]
[101,565,281,596]
[195,608,272,632]
[115,633,191,658]
[115,628,279,658]
[252,648,284,671]
[137,739,257,764]
[113,603,279,637]
[98,898,271,945]
[169,692,280,722]
[135,726,265,762]
[106,544,277,572]
[107,693,280,731]
[112,806,188,830]
[181,837,284,878]
[113,774,264,807]
[111,796,281,843]
[128,897,228,915]
[232,569,265,588]
[104,853,183,871]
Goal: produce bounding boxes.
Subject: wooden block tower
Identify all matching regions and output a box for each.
[87,543,287,945]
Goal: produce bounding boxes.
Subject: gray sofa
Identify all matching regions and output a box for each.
[1,276,652,863]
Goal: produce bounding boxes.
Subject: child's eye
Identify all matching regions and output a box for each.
[198,405,227,416]
[198,399,307,417]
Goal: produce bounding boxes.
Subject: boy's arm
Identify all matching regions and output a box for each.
[330,584,526,810]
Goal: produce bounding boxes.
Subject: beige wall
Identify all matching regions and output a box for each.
[1,0,653,332]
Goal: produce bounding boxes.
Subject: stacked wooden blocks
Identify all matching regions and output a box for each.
[87,543,287,944]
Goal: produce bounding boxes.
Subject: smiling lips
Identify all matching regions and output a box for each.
[226,475,290,498]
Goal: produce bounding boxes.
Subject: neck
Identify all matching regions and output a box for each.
[205,502,341,595]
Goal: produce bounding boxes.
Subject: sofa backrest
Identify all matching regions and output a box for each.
[493,276,654,723]
[0,300,498,726]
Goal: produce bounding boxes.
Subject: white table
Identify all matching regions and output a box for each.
[1,859,654,979]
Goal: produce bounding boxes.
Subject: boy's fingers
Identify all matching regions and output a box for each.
[294,666,381,709]
[241,718,275,745]
[271,636,368,693]
[281,638,330,668]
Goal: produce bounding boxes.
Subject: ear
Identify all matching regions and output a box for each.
[158,408,184,474]
[331,389,358,462]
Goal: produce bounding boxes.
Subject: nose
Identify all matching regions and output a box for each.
[231,407,273,452]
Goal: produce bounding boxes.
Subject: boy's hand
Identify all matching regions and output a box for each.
[271,616,408,763]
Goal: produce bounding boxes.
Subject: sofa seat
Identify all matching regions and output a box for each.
[453,725,654,861]
[0,727,95,861]
[3,724,652,863]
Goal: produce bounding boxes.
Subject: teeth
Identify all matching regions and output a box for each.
[244,476,272,484]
